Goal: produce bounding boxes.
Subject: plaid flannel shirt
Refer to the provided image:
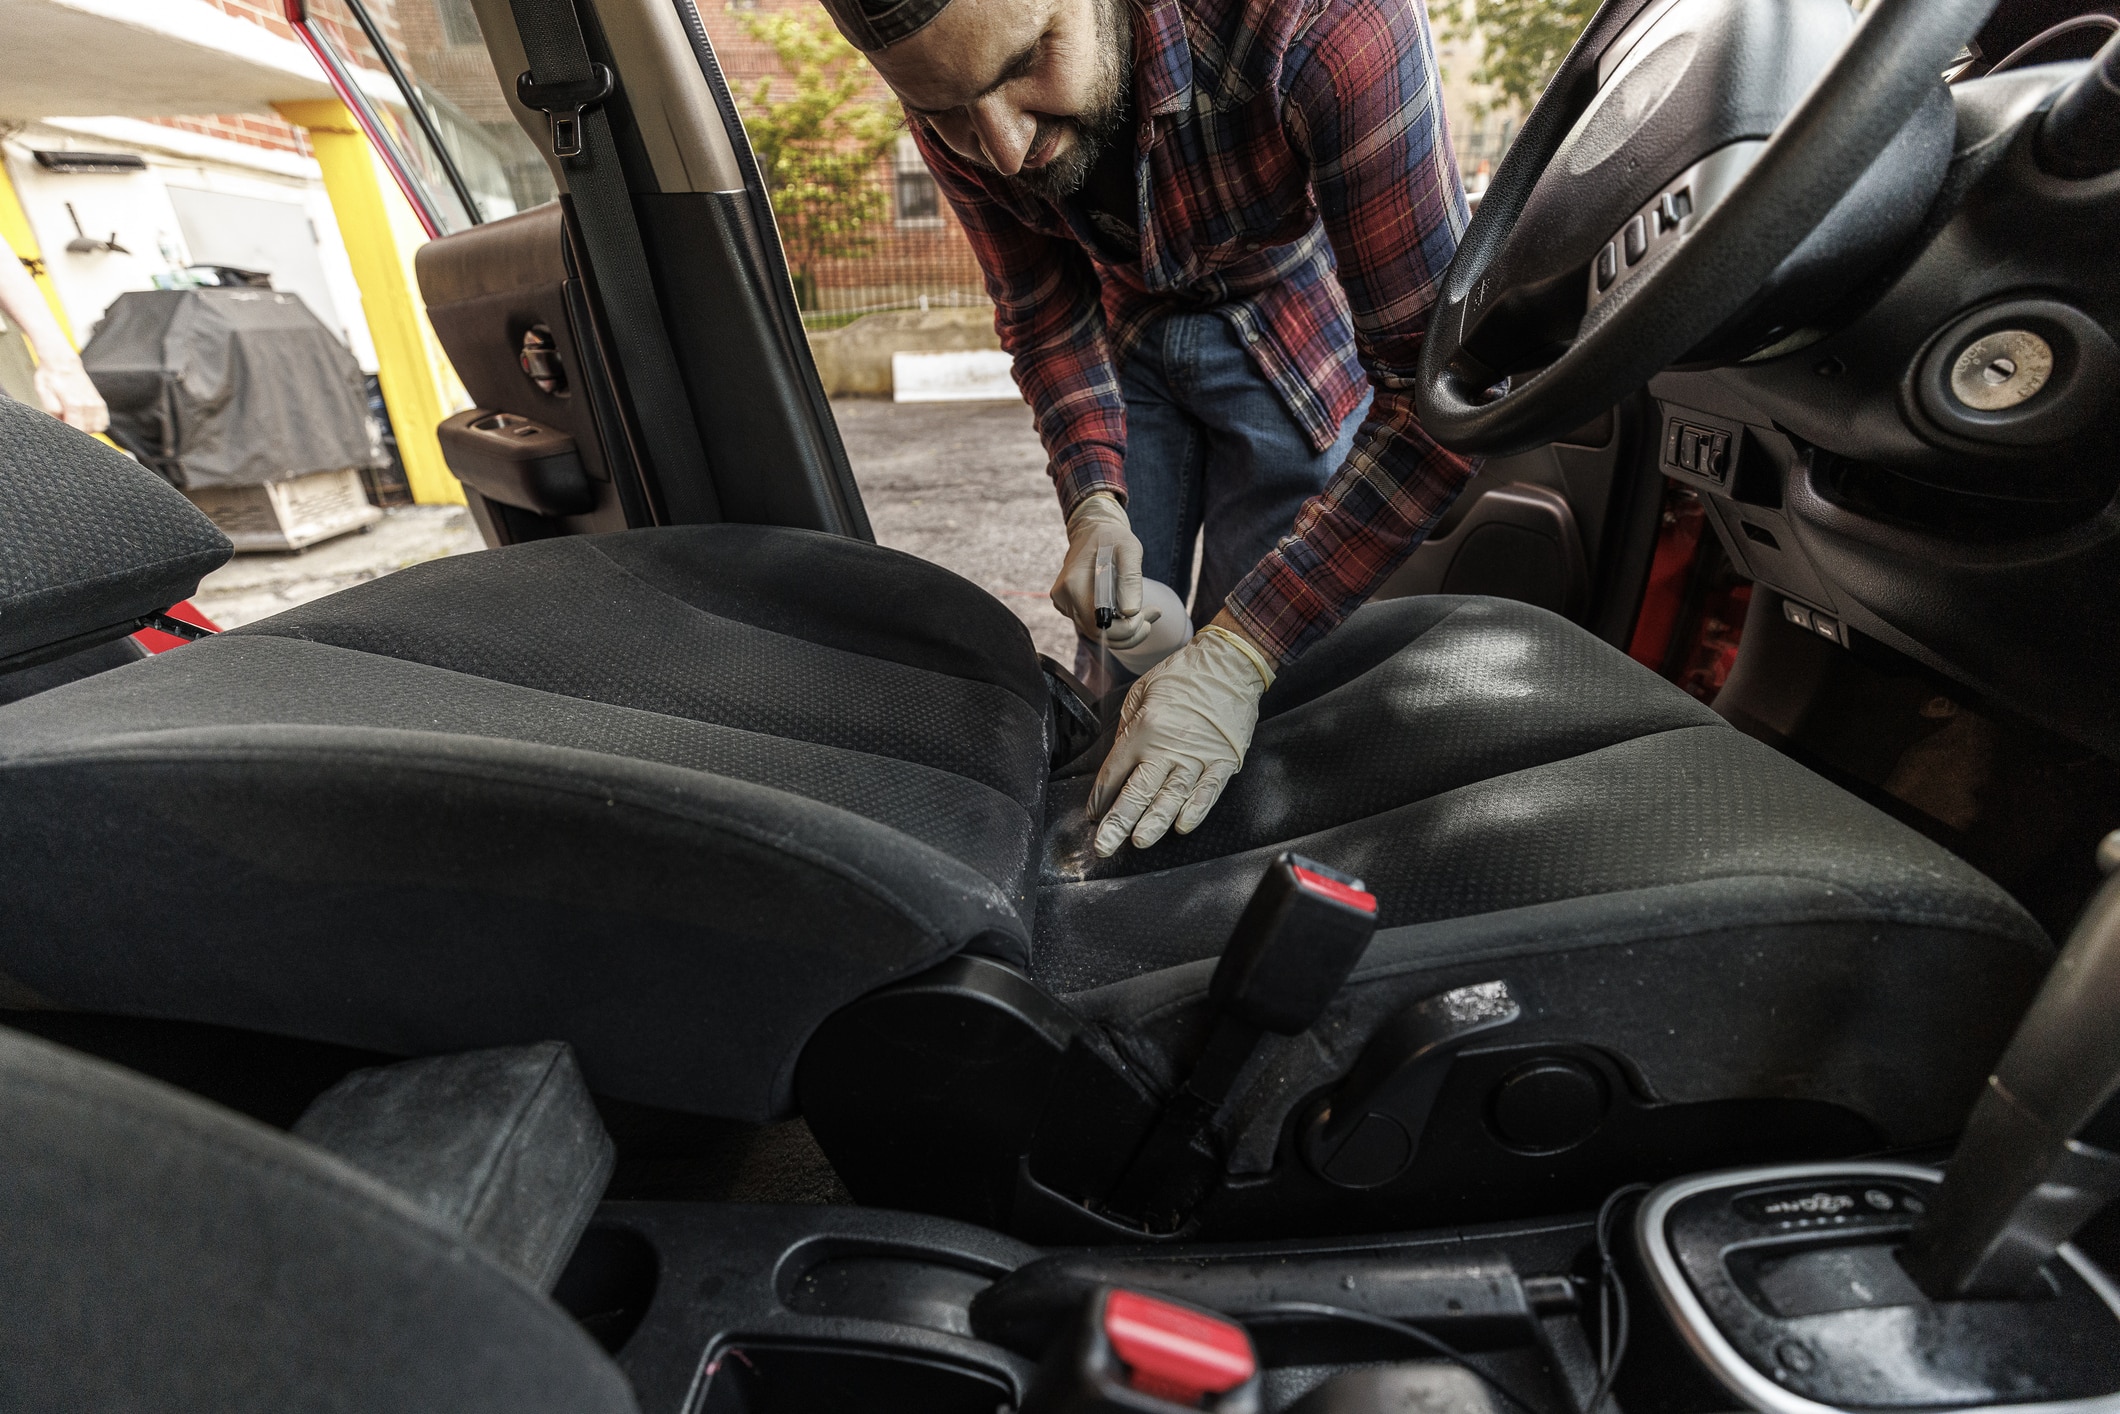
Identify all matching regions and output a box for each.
[914,0,1476,663]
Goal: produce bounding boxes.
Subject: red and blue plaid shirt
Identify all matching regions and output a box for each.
[915,0,1476,663]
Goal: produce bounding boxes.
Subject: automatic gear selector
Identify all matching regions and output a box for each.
[1638,1162,2120,1410]
[1637,835,2120,1411]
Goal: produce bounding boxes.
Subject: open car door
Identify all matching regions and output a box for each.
[287,0,870,547]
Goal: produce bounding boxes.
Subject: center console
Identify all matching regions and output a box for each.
[551,840,2120,1413]
[1638,837,2120,1413]
[1639,1162,2120,1411]
[560,1200,1602,1413]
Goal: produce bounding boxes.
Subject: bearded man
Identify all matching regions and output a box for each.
[819,0,1476,857]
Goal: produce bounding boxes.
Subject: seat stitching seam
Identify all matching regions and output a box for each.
[1041,720,1739,887]
[194,636,1038,818]
[580,538,1047,710]
[0,734,1025,945]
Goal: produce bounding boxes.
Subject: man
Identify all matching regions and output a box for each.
[819,0,1475,856]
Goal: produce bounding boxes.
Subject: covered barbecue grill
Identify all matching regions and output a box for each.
[82,287,384,550]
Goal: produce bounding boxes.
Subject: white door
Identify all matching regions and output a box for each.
[166,186,347,344]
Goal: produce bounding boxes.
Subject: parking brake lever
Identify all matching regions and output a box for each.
[1099,854,1379,1231]
[1903,830,2120,1299]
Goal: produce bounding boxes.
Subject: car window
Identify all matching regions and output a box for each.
[290,0,557,236]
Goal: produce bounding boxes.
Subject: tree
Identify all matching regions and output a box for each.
[1442,0,1599,113]
[735,12,900,310]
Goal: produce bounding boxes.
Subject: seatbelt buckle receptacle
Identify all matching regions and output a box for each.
[516,64,615,159]
[1022,1285,1261,1413]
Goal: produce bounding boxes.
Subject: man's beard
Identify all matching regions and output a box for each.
[1001,0,1132,203]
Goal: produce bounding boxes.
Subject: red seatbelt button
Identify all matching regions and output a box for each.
[1291,864,1377,916]
[1102,1289,1257,1406]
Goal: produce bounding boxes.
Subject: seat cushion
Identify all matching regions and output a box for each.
[0,525,1048,1120]
[1034,598,2051,1159]
[0,1025,636,1413]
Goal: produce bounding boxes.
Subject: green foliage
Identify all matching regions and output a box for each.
[1441,0,1599,113]
[735,12,900,305]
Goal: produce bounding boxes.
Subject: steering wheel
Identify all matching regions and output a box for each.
[1417,0,1997,457]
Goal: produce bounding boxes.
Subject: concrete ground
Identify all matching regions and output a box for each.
[192,504,483,628]
[832,396,1075,662]
[190,398,1074,660]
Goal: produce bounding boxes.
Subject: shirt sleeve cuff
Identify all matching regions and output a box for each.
[1051,446,1129,516]
[1219,556,1343,666]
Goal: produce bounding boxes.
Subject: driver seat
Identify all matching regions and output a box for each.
[0,399,2050,1236]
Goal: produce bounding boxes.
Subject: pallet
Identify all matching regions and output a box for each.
[184,468,383,553]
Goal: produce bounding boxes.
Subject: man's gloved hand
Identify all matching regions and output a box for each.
[33,357,109,434]
[1090,622,1276,856]
[1050,492,1157,650]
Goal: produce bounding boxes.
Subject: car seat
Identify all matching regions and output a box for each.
[0,1022,633,1412]
[0,396,2050,1238]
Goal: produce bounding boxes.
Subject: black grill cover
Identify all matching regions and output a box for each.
[81,288,381,488]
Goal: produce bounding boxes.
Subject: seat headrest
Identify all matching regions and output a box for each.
[0,393,231,666]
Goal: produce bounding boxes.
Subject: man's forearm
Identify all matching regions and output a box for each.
[0,252,76,368]
[1219,386,1476,665]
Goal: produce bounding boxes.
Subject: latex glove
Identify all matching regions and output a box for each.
[1050,492,1157,650]
[1090,623,1276,856]
[33,357,109,433]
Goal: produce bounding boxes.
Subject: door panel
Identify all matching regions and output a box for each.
[416,202,645,544]
[334,0,871,541]
[1374,392,1665,647]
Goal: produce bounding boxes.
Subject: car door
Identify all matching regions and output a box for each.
[289,0,869,549]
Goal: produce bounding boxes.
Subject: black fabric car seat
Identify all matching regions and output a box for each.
[0,406,2053,1236]
[0,1023,637,1413]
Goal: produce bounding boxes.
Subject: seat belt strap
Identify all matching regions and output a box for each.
[505,0,719,523]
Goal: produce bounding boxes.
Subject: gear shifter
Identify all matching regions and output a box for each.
[1634,833,2120,1411]
[1900,831,2120,1298]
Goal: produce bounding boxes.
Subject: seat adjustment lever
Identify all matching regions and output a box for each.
[1301,981,1520,1189]
[1099,854,1378,1231]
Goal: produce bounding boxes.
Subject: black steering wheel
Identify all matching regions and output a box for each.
[1417,0,1997,457]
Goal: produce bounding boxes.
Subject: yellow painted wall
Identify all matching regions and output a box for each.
[2,155,125,448]
[278,99,465,506]
[0,157,79,345]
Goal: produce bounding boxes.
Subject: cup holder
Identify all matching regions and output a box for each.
[552,1223,659,1354]
[697,1342,1014,1414]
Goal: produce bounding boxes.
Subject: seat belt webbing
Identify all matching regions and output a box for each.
[505,0,719,523]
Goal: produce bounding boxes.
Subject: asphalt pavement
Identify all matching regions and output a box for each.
[832,395,1076,663]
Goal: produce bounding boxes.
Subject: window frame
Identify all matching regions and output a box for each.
[282,0,484,239]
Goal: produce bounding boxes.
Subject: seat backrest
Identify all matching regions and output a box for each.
[0,1025,639,1414]
[0,394,230,668]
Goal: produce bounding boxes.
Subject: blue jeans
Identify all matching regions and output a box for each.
[1076,310,1369,691]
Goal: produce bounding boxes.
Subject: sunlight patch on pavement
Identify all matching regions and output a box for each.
[193,505,482,628]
